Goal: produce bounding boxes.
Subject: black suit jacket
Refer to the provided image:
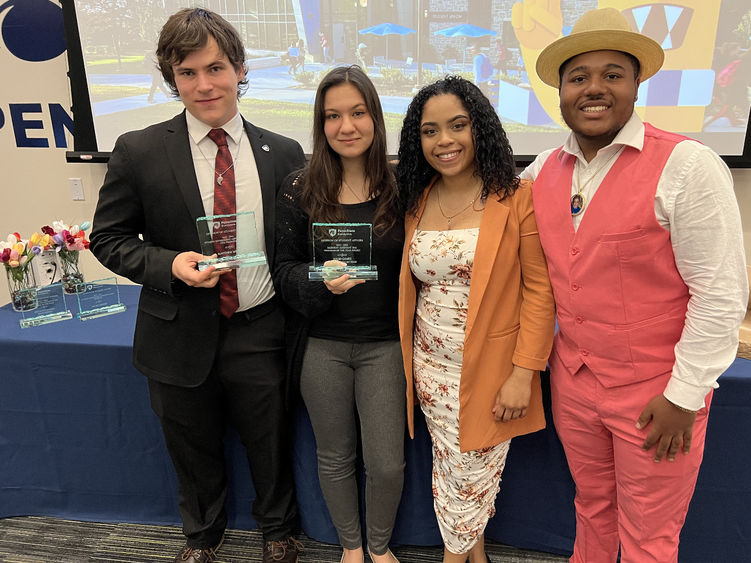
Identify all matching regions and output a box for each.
[90,111,306,386]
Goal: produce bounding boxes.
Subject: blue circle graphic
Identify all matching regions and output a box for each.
[1,0,66,62]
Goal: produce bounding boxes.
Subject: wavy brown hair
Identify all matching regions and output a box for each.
[156,8,248,99]
[299,65,398,234]
[396,76,519,216]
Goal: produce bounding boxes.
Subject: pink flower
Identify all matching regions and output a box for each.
[66,239,86,251]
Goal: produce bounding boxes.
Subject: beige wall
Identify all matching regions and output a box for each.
[0,3,122,306]
[1,2,750,305]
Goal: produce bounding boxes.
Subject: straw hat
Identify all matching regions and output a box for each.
[536,7,664,88]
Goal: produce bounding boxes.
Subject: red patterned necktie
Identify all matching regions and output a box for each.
[207,128,239,318]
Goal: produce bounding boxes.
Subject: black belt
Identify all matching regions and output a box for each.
[224,296,279,324]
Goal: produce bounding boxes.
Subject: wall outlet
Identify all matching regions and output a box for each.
[69,178,85,201]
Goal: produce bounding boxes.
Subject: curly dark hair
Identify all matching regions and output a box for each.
[300,65,398,234]
[396,75,519,216]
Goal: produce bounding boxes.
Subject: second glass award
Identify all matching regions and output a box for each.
[308,222,378,280]
[75,277,127,320]
[196,211,266,271]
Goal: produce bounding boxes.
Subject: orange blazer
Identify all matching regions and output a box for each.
[398,179,555,452]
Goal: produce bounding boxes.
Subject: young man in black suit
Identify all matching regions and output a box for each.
[90,8,305,563]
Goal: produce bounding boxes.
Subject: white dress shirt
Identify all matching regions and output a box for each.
[521,112,748,410]
[186,111,275,312]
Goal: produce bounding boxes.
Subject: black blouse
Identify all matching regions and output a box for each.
[273,174,404,343]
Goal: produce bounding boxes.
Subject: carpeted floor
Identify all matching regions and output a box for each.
[0,517,568,562]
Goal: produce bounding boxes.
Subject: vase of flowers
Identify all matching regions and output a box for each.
[42,221,91,294]
[1,232,44,312]
[5,262,37,311]
[59,248,84,293]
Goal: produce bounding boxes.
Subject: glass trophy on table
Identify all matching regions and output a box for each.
[18,282,72,328]
[75,276,127,320]
[308,222,378,281]
[196,211,266,271]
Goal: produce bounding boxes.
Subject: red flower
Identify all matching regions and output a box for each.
[41,225,55,236]
[419,390,436,407]
[450,263,472,280]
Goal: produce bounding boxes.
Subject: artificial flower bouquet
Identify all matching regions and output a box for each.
[41,220,91,293]
[1,231,51,310]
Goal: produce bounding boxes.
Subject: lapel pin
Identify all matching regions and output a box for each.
[261,144,270,152]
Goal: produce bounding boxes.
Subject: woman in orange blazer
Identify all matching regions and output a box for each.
[395,77,555,563]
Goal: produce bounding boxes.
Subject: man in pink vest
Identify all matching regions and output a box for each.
[521,8,747,562]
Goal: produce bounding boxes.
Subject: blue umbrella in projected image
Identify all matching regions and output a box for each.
[434,23,498,67]
[359,23,416,64]
[434,23,498,38]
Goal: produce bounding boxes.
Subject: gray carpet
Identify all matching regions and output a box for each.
[0,517,567,562]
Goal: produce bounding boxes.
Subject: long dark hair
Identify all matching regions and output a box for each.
[300,65,398,234]
[396,75,519,215]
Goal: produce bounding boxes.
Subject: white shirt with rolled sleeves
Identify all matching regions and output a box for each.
[521,112,748,412]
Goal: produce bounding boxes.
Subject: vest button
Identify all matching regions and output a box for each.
[575,316,584,324]
[571,247,580,255]
[580,349,589,356]
[571,283,580,290]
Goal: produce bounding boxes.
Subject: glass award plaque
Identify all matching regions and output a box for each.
[19,283,73,328]
[308,222,378,280]
[196,211,266,271]
[75,276,127,321]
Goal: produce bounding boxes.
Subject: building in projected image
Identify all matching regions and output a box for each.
[68,0,751,157]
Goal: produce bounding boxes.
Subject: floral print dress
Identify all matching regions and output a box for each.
[409,228,510,554]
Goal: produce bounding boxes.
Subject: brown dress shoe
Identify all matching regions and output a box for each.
[262,536,304,562]
[174,536,223,563]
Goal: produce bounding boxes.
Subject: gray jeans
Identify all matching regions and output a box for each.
[301,337,406,554]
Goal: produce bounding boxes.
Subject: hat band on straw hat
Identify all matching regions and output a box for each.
[536,7,664,88]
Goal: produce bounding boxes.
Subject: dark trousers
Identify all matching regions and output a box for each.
[148,300,296,548]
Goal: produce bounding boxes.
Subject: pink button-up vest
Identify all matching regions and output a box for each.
[532,124,690,387]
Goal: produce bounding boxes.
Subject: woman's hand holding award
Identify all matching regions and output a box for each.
[308,222,378,281]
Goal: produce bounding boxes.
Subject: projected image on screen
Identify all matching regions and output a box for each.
[72,0,750,157]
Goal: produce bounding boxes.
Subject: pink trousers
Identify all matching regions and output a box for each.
[550,356,710,563]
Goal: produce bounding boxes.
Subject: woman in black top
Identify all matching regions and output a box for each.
[274,65,404,563]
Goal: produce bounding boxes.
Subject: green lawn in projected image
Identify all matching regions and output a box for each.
[94,97,406,141]
[95,98,315,141]
[94,94,554,144]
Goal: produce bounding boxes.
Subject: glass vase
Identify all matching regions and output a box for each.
[59,249,85,294]
[5,264,38,312]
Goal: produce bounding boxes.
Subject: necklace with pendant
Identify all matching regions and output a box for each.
[195,133,242,185]
[572,148,620,216]
[216,162,234,185]
[437,184,482,229]
[341,178,370,202]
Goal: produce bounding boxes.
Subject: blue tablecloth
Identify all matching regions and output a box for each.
[1,284,749,560]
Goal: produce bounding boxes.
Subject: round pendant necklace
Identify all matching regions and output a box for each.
[572,149,620,216]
